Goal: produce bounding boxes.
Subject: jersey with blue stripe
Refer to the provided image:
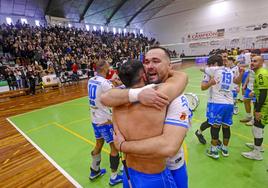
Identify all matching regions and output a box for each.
[231,65,239,91]
[164,94,192,129]
[88,75,113,124]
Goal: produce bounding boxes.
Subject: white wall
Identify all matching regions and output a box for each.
[144,0,268,55]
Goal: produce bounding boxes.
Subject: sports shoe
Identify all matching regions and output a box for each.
[89,168,106,180]
[245,143,264,152]
[221,147,229,157]
[109,174,123,186]
[240,117,252,123]
[206,147,219,159]
[245,119,254,126]
[241,150,263,161]
[233,106,239,115]
[195,130,206,144]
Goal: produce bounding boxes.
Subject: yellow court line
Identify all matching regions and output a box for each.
[3,159,10,165]
[183,143,188,164]
[53,122,110,154]
[192,118,268,148]
[65,118,90,126]
[26,122,53,133]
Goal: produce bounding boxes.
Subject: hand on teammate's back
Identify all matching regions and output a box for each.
[113,130,126,151]
[138,88,169,110]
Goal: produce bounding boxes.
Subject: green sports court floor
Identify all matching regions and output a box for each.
[7,66,268,188]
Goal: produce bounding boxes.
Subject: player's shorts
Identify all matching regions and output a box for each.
[242,70,249,86]
[206,102,212,119]
[123,167,177,188]
[207,103,234,126]
[232,90,238,100]
[170,162,188,188]
[244,88,256,102]
[92,123,113,143]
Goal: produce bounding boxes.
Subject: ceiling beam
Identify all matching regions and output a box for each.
[79,0,94,23]
[45,0,53,14]
[125,0,155,27]
[105,0,128,26]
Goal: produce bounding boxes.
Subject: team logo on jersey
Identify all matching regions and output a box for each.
[179,112,187,121]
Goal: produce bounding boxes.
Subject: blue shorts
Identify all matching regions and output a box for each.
[123,167,177,188]
[232,90,238,100]
[92,123,113,143]
[244,88,256,102]
[207,103,234,126]
[171,162,188,188]
[206,103,212,119]
[242,70,249,86]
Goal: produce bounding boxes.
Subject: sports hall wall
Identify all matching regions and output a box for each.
[143,0,268,55]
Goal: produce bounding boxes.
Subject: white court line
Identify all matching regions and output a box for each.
[6,118,82,188]
[11,97,87,118]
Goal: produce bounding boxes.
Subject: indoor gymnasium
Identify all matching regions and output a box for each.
[0,0,268,188]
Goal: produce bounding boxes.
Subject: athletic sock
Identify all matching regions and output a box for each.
[110,172,118,179]
[91,153,101,171]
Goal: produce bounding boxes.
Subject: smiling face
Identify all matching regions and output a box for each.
[143,48,171,84]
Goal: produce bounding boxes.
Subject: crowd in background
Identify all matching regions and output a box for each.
[0,21,158,92]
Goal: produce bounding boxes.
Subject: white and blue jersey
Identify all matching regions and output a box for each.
[88,75,113,124]
[88,75,114,143]
[205,66,235,126]
[165,94,191,188]
[164,94,192,129]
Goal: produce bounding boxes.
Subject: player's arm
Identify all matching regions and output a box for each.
[234,67,245,84]
[115,96,190,157]
[118,124,187,158]
[201,78,216,90]
[155,70,188,102]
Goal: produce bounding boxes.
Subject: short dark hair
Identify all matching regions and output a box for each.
[118,59,144,88]
[148,46,171,60]
[207,54,223,66]
[96,59,107,73]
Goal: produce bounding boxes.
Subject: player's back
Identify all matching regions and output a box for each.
[113,102,167,174]
[88,76,112,124]
[211,67,234,104]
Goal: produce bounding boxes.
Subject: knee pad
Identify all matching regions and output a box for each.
[222,126,231,139]
[110,154,120,170]
[210,126,220,140]
[252,126,264,139]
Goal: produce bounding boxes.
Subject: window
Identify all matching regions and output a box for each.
[100,26,104,32]
[123,28,127,33]
[68,23,72,28]
[35,20,40,26]
[86,25,90,31]
[106,27,109,32]
[140,29,143,34]
[6,17,12,25]
[21,18,27,24]
[113,27,116,34]
[118,28,122,34]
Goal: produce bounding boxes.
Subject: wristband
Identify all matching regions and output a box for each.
[128,84,156,102]
[119,141,126,152]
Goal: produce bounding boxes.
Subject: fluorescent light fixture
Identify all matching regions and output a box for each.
[86,25,90,31]
[35,20,40,26]
[123,28,127,33]
[140,29,143,34]
[6,17,12,25]
[113,27,116,34]
[68,23,72,27]
[106,27,109,32]
[118,28,122,34]
[100,26,104,32]
[93,25,97,31]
